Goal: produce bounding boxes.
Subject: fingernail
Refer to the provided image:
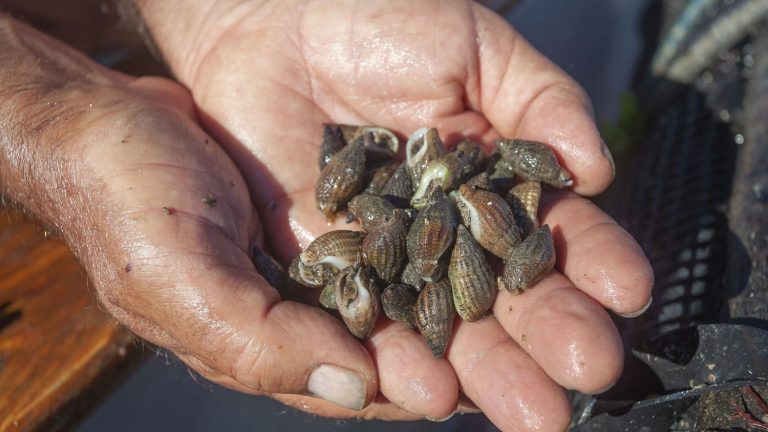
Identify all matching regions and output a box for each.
[307,364,366,410]
[600,139,615,177]
[618,296,653,318]
[426,412,456,422]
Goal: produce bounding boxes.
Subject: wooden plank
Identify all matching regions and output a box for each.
[0,209,139,431]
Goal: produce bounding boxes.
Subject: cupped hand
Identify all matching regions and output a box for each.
[127,1,656,429]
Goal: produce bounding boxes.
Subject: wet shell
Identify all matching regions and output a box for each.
[363,162,399,195]
[464,172,493,190]
[455,184,521,259]
[448,225,496,322]
[362,209,411,282]
[335,263,381,339]
[288,257,337,288]
[415,278,455,358]
[400,261,425,291]
[411,153,465,209]
[406,185,458,282]
[498,224,556,294]
[300,230,366,269]
[496,139,573,188]
[381,284,418,329]
[406,128,446,187]
[486,151,517,194]
[381,162,414,208]
[454,139,485,177]
[319,283,338,310]
[347,194,396,232]
[506,181,541,238]
[315,137,366,221]
[319,124,347,170]
[339,125,399,160]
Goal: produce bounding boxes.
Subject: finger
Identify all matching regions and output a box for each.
[447,317,571,431]
[541,191,654,316]
[494,273,624,394]
[366,320,459,419]
[175,352,420,421]
[471,4,614,195]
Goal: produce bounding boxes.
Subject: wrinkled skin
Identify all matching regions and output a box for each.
[1,2,654,431]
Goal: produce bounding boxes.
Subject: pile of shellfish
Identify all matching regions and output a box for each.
[288,125,572,358]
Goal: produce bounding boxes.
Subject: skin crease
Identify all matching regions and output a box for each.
[0,2,656,432]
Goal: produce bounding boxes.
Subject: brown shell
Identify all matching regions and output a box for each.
[315,138,366,221]
[400,261,425,292]
[347,194,396,232]
[406,128,446,187]
[486,151,517,194]
[288,257,337,288]
[448,225,496,322]
[363,162,399,195]
[335,263,381,339]
[454,139,485,177]
[362,209,411,283]
[496,139,573,188]
[464,172,493,191]
[506,181,541,238]
[381,284,418,329]
[381,162,414,208]
[319,124,347,170]
[406,185,458,282]
[339,125,399,160]
[319,283,338,310]
[498,224,556,294]
[300,230,366,269]
[415,278,455,358]
[411,153,465,209]
[454,184,521,259]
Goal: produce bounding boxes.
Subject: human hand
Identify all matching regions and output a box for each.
[129,1,655,429]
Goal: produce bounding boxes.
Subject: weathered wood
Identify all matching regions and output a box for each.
[0,209,139,431]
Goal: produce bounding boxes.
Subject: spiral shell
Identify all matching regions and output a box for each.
[300,230,366,269]
[411,153,465,208]
[486,151,517,194]
[316,137,366,221]
[400,261,425,292]
[406,128,446,186]
[449,225,496,322]
[335,263,381,339]
[406,185,458,282]
[288,257,336,288]
[319,124,347,170]
[363,162,399,196]
[415,278,455,358]
[381,284,418,329]
[454,139,485,177]
[381,162,414,208]
[464,172,493,190]
[498,224,556,294]
[362,209,411,282]
[319,283,338,310]
[454,184,521,259]
[340,125,399,160]
[348,194,396,232]
[496,139,573,188]
[506,181,541,238]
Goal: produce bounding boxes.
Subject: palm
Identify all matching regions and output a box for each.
[170,1,653,429]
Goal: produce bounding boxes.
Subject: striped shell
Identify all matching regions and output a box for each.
[498,225,556,294]
[381,284,418,329]
[300,230,366,269]
[415,278,455,358]
[448,225,496,322]
[496,139,573,188]
[381,162,414,208]
[315,137,366,221]
[406,185,458,282]
[406,128,446,187]
[506,181,541,237]
[335,263,381,339]
[454,184,521,259]
[362,209,411,283]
